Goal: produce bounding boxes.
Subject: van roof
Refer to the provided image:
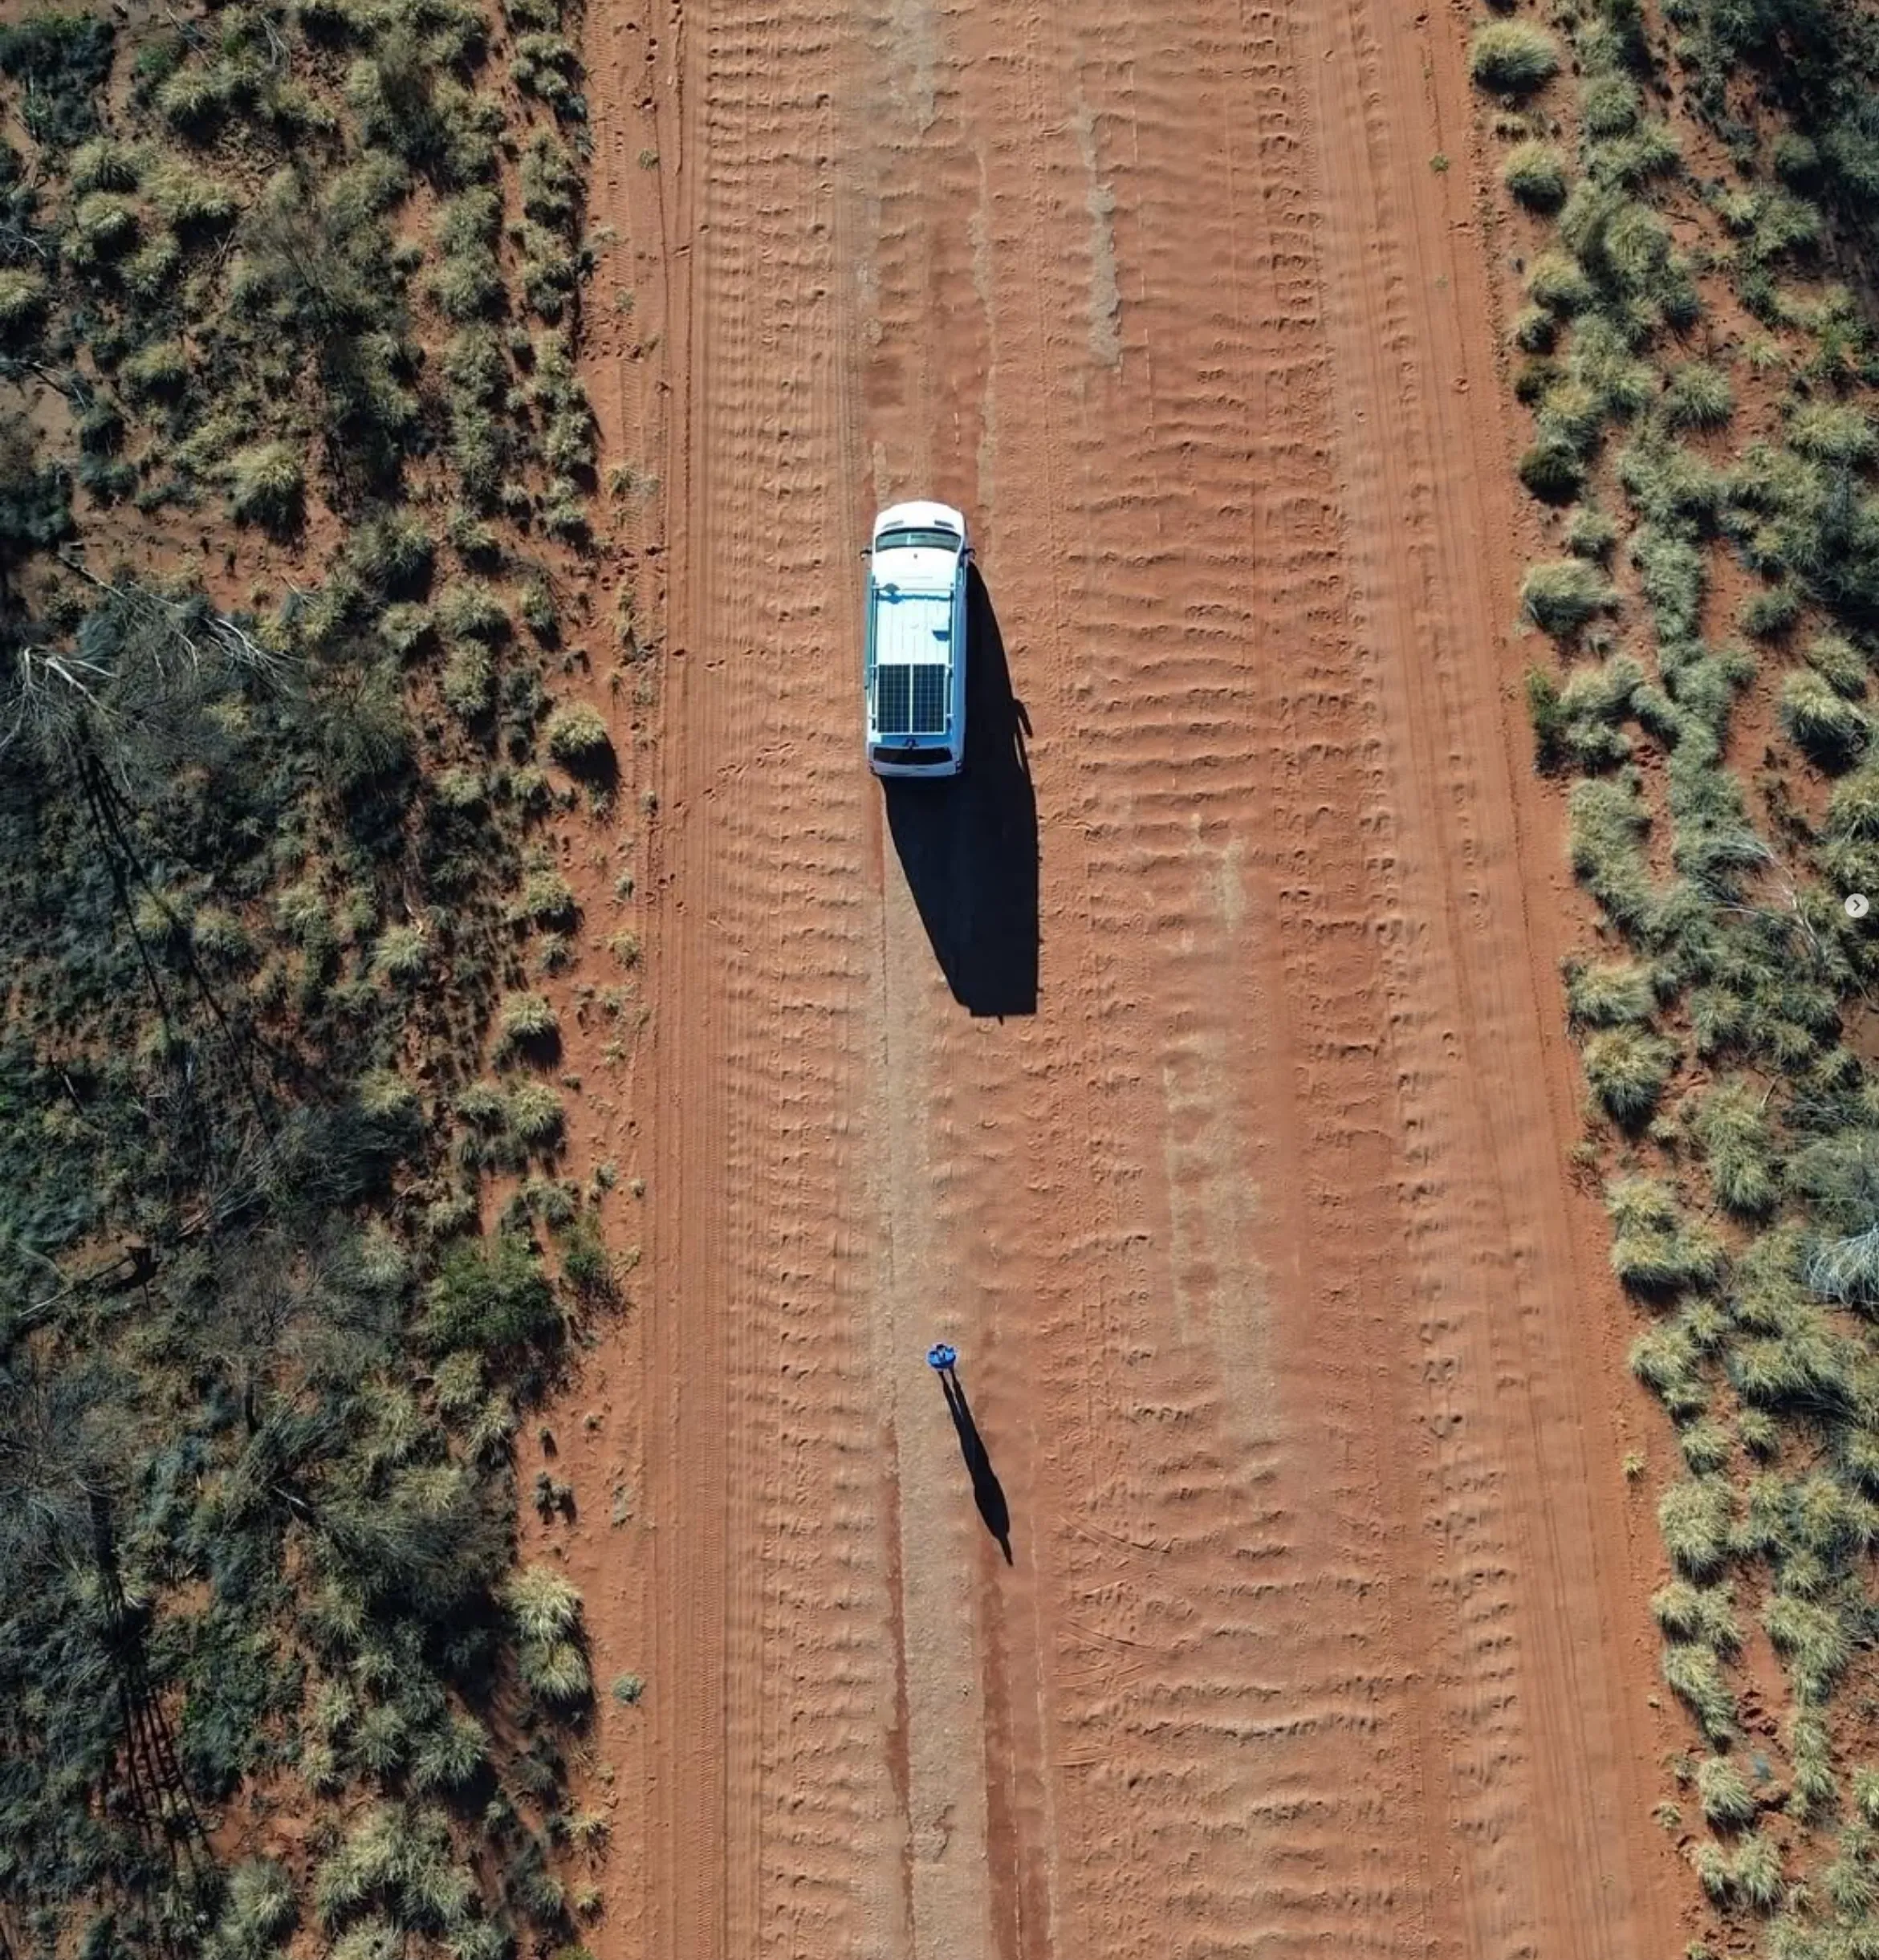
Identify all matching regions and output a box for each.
[872,499,967,543]
[871,582,954,669]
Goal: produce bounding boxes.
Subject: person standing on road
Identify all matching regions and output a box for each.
[927,1342,958,1373]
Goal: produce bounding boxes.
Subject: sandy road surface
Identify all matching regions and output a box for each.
[567,0,1691,1954]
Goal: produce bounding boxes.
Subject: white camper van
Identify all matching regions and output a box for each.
[863,502,970,777]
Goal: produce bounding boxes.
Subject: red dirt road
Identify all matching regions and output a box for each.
[566,0,1692,1954]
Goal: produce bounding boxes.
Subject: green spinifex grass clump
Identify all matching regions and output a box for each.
[1781,669,1873,766]
[1694,1752,1759,1828]
[1662,1637,1739,1742]
[543,701,615,771]
[1522,557,1616,633]
[1503,140,1570,211]
[1687,1080,1777,1214]
[1652,1578,1743,1653]
[1567,774,1658,935]
[1581,1024,1679,1124]
[1606,1174,1727,1294]
[1469,19,1562,95]
[504,1565,592,1707]
[1564,956,1657,1027]
[1659,1474,1736,1577]
[1662,360,1735,432]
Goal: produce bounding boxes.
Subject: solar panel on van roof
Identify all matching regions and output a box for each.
[876,665,912,735]
[911,665,946,734]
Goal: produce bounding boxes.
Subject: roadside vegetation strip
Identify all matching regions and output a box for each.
[1478,0,1879,1952]
[0,3,637,1957]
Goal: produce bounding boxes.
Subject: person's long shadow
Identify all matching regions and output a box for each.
[883,567,1038,1018]
[939,1368,1013,1564]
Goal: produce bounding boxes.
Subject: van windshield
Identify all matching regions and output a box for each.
[875,527,960,555]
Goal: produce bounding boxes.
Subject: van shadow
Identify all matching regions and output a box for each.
[882,567,1038,1018]
[939,1368,1012,1564]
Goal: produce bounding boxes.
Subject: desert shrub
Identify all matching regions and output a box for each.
[1739,1409,1779,1458]
[1691,1840,1731,1902]
[1731,1831,1784,1910]
[410,1710,488,1794]
[543,701,613,770]
[1582,73,1640,137]
[521,131,582,230]
[441,644,494,721]
[1663,363,1734,432]
[1621,441,1723,531]
[1608,1174,1726,1293]
[1527,250,1593,315]
[510,30,582,108]
[438,582,509,644]
[144,155,238,232]
[1522,558,1613,634]
[1805,630,1868,696]
[1633,529,1706,643]
[508,1080,563,1148]
[1519,442,1584,504]
[550,1211,609,1297]
[1660,1476,1735,1578]
[1662,1639,1737,1741]
[1731,1321,1854,1411]
[505,1565,589,1704]
[1764,1592,1853,1704]
[1565,958,1655,1027]
[1739,584,1800,642]
[1696,1755,1758,1829]
[1689,1081,1776,1215]
[499,990,557,1043]
[1567,773,1655,932]
[1570,316,1657,419]
[1581,1025,1678,1124]
[227,441,306,531]
[1603,120,1681,187]
[213,1858,299,1958]
[371,925,428,983]
[1469,21,1560,94]
[520,227,579,319]
[1823,1832,1877,1917]
[1524,669,1569,770]
[433,246,504,322]
[1680,1417,1732,1474]
[423,1233,558,1355]
[70,188,138,262]
[1565,506,1620,560]
[0,267,50,340]
[511,869,576,928]
[0,14,115,150]
[1510,304,1556,352]
[120,336,189,402]
[1504,140,1569,210]
[443,323,506,400]
[1630,1322,1702,1410]
[1652,1579,1742,1652]
[1788,401,1876,466]
[1781,669,1870,766]
[1826,764,1879,844]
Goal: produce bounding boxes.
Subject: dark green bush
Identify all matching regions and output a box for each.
[423,1234,559,1355]
[0,14,114,150]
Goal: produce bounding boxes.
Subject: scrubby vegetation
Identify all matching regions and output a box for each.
[0,1,647,1954]
[1480,0,1879,1950]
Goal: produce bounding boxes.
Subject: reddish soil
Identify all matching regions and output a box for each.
[545,0,1700,1953]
